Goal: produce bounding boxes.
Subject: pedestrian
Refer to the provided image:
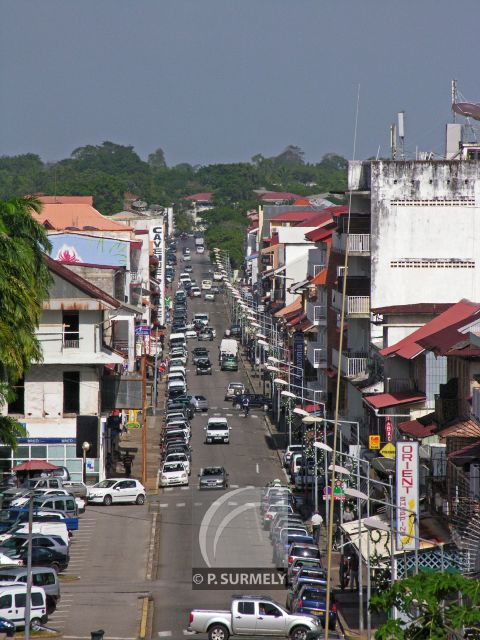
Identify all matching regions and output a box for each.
[343,505,355,523]
[123,455,133,478]
[339,552,349,590]
[311,510,323,545]
[349,552,359,591]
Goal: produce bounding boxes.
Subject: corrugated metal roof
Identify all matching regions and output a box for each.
[363,391,426,410]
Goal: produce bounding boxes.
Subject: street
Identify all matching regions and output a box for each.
[150,240,288,637]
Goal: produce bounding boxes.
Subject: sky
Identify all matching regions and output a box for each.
[1,0,479,167]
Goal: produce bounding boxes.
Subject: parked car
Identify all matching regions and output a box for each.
[196,358,212,375]
[289,565,326,590]
[283,444,303,468]
[212,271,223,281]
[189,395,208,412]
[287,542,322,570]
[229,324,241,338]
[166,399,194,420]
[160,462,189,487]
[233,393,272,411]
[286,573,328,610]
[184,264,193,272]
[198,467,228,490]
[87,479,146,506]
[164,453,191,475]
[291,585,337,630]
[17,545,70,573]
[224,382,245,400]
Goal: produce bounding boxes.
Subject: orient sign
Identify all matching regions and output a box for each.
[395,441,419,552]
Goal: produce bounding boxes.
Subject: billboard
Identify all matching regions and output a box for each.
[396,441,419,551]
[151,222,165,325]
[49,233,129,267]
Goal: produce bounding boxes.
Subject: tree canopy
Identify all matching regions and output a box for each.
[0,197,52,447]
[370,570,480,640]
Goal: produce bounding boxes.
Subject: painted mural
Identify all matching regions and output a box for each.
[49,233,129,267]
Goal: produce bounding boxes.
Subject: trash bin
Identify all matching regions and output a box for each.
[91,630,105,640]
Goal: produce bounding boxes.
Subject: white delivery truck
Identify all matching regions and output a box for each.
[195,237,204,248]
[219,338,238,361]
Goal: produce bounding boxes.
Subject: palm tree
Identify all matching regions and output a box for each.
[0,197,51,447]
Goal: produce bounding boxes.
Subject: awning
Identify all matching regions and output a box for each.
[290,278,312,293]
[298,319,315,332]
[399,413,437,438]
[275,297,302,318]
[263,265,286,278]
[13,460,60,472]
[245,253,259,261]
[261,245,279,255]
[436,418,480,439]
[305,403,323,414]
[288,313,307,327]
[363,391,426,410]
[310,268,327,285]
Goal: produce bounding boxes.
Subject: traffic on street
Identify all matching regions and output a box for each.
[151,237,341,640]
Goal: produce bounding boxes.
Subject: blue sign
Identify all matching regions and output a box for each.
[135,326,151,336]
[49,233,129,267]
[292,331,304,394]
[17,438,76,444]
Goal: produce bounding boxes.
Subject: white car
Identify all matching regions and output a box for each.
[164,453,191,475]
[11,489,86,513]
[204,292,215,301]
[87,479,146,506]
[213,271,223,281]
[160,462,189,487]
[190,287,201,297]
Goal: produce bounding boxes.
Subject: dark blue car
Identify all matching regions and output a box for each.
[292,585,337,630]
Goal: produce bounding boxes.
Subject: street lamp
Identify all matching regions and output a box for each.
[82,441,90,483]
[257,339,269,347]
[256,332,267,340]
[293,408,309,417]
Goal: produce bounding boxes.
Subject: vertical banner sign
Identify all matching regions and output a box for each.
[396,441,419,551]
[151,221,165,325]
[385,417,393,442]
[292,331,304,395]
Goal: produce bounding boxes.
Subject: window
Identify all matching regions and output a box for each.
[65,499,75,511]
[31,592,44,606]
[15,593,26,608]
[34,572,55,587]
[259,602,281,617]
[0,595,11,609]
[313,264,324,276]
[8,377,24,415]
[62,311,80,348]
[313,306,325,322]
[314,349,325,365]
[238,602,255,615]
[63,371,80,414]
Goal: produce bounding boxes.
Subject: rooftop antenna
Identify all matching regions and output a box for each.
[452,79,457,123]
[390,123,397,159]
[398,111,405,159]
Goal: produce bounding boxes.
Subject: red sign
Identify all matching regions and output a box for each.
[385,418,393,443]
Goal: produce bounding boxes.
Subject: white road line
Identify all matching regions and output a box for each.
[181,486,190,491]
[158,632,173,637]
[256,463,260,474]
[228,502,238,506]
[183,631,196,636]
[221,407,229,410]
[159,503,169,508]
[193,502,203,507]
[64,637,136,640]
[230,484,239,489]
[176,502,186,507]
[226,414,233,417]
[252,415,259,419]
[210,406,218,410]
[165,488,174,492]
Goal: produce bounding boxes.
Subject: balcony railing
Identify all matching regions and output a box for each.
[332,290,370,317]
[307,341,327,369]
[112,340,129,354]
[307,301,327,325]
[332,348,369,378]
[63,333,79,349]
[333,233,370,254]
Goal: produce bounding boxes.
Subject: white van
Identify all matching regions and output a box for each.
[179,273,191,283]
[0,522,69,547]
[169,333,187,349]
[0,584,47,628]
[201,280,212,291]
[193,313,209,326]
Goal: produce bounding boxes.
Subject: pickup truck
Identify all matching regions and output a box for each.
[188,595,321,640]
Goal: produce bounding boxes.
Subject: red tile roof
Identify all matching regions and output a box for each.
[184,192,213,202]
[275,298,302,318]
[305,223,336,242]
[37,195,93,205]
[380,300,480,360]
[417,318,480,357]
[310,268,327,285]
[293,198,311,205]
[296,210,333,227]
[398,413,437,438]
[270,210,318,223]
[363,392,426,410]
[437,418,480,439]
[258,191,301,201]
[288,312,307,327]
[33,200,133,232]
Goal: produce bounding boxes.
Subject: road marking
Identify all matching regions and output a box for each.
[230,484,239,489]
[256,463,260,474]
[228,501,238,506]
[64,637,136,640]
[159,503,169,508]
[165,488,174,492]
[252,415,259,419]
[158,632,172,637]
[183,631,196,636]
[221,407,229,410]
[226,413,233,417]
[181,486,190,490]
[194,502,203,506]
[176,502,186,507]
[210,406,218,410]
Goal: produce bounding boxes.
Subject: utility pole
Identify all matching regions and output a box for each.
[24,494,34,640]
[141,351,148,486]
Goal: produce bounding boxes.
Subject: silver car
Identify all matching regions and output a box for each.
[198,467,228,489]
[190,395,208,412]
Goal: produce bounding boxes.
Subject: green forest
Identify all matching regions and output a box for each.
[0,142,348,266]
